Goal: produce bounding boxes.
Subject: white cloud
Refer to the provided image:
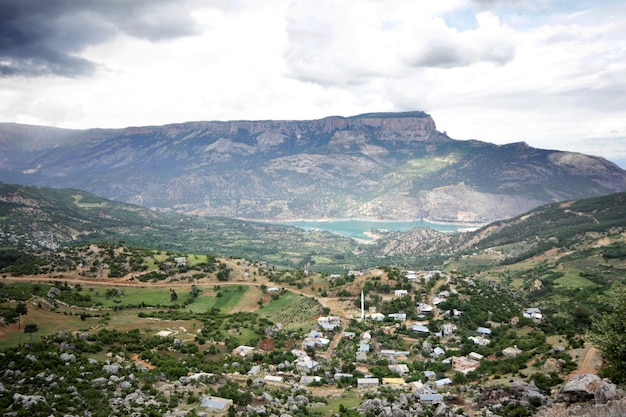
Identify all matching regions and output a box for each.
[0,0,624,166]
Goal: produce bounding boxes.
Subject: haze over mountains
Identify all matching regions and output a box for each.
[1,111,625,223]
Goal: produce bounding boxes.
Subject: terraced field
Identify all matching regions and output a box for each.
[260,292,323,328]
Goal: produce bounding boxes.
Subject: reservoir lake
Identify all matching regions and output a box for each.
[276,219,477,241]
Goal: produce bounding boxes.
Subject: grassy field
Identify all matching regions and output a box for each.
[90,287,178,307]
[0,281,259,347]
[554,271,598,288]
[191,285,249,312]
[0,303,90,347]
[314,390,361,416]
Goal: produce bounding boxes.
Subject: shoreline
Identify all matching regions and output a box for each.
[240,217,485,228]
[239,217,482,242]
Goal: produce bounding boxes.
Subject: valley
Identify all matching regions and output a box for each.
[1,112,626,416]
[1,186,625,417]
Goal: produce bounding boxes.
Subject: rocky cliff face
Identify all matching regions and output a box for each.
[1,112,625,223]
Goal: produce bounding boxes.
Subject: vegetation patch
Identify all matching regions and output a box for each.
[259,292,323,328]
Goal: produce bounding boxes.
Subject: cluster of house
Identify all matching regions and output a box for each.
[405,270,445,281]
[221,299,543,410]
[329,269,364,279]
[161,256,187,270]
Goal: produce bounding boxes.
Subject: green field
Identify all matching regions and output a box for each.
[0,282,253,348]
[259,292,322,328]
[192,285,248,312]
[316,391,361,415]
[88,286,194,308]
[554,272,598,288]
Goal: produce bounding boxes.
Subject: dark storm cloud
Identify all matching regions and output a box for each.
[412,46,466,68]
[0,0,202,78]
[410,41,514,69]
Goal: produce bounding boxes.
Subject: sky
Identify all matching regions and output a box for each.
[0,0,625,167]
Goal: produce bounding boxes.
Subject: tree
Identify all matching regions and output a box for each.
[15,302,27,329]
[589,284,626,383]
[24,323,39,343]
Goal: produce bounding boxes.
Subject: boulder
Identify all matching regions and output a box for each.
[102,363,121,374]
[12,393,46,408]
[47,287,62,298]
[595,381,621,405]
[557,373,618,404]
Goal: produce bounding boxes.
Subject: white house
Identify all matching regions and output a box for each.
[418,303,434,313]
[441,323,457,336]
[294,357,319,373]
[381,350,410,357]
[394,289,408,297]
[426,270,443,279]
[368,312,385,321]
[468,336,491,346]
[420,393,444,404]
[412,324,430,333]
[502,346,523,358]
[389,364,410,375]
[264,375,284,384]
[523,307,543,322]
[434,378,453,387]
[431,347,446,357]
[232,345,255,358]
[476,327,492,335]
[201,396,233,411]
[357,378,380,389]
[388,313,407,321]
[318,316,341,331]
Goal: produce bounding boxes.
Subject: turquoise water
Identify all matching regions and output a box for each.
[276,219,475,241]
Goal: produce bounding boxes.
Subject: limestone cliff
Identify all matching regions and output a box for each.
[0,112,624,223]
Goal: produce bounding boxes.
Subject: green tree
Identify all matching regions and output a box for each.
[15,302,27,329]
[24,323,39,343]
[589,284,626,383]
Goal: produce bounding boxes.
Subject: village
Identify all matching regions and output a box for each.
[0,245,611,417]
[188,268,550,413]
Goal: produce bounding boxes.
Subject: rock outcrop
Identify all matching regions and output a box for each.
[556,373,621,405]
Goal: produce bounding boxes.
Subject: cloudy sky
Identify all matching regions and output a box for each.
[1,0,625,167]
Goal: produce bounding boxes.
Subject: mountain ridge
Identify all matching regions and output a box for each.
[1,111,625,223]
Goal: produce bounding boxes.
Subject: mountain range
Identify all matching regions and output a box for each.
[1,111,625,223]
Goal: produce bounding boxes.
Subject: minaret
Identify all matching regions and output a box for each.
[361,291,365,320]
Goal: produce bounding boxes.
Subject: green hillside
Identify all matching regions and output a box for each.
[0,183,361,269]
